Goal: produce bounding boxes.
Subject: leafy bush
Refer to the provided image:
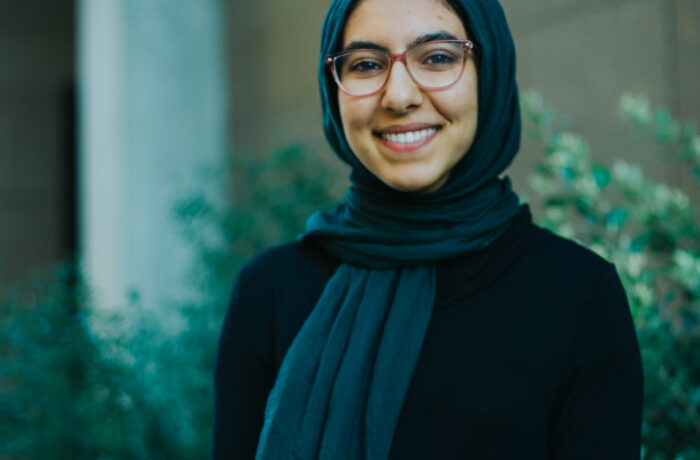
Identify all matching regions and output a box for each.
[0,264,175,459]
[173,144,347,305]
[0,145,346,459]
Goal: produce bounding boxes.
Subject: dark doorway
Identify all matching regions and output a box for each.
[0,0,76,286]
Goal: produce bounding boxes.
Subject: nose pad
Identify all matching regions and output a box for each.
[380,61,422,113]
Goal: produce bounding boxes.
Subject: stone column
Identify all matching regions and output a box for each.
[78,0,229,316]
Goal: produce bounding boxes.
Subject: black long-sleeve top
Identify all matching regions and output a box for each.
[213,207,644,459]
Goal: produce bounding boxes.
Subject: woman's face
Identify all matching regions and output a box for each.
[339,0,478,193]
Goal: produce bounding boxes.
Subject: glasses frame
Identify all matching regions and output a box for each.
[325,39,478,97]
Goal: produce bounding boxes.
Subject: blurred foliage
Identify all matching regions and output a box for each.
[0,264,182,459]
[173,144,347,304]
[2,96,699,459]
[522,90,700,459]
[0,145,346,459]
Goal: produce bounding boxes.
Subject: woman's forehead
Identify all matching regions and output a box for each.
[341,0,467,49]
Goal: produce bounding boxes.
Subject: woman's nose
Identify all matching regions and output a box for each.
[380,61,422,113]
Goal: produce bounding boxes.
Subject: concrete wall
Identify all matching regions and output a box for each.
[0,0,75,286]
[228,0,331,154]
[504,0,700,199]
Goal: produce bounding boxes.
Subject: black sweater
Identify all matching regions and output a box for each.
[213,207,644,459]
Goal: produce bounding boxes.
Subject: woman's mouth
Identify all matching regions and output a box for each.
[374,126,440,152]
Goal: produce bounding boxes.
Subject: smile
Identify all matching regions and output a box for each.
[375,127,440,152]
[380,128,437,144]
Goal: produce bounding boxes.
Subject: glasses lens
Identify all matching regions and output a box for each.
[334,50,389,95]
[406,41,465,88]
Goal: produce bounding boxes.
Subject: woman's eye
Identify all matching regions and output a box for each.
[423,52,456,66]
[349,60,384,72]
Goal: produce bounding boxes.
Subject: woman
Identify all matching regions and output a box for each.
[214,0,644,458]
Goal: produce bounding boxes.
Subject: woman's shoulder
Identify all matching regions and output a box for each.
[527,223,614,268]
[228,240,340,358]
[235,239,339,295]
[522,222,621,290]
[518,224,635,353]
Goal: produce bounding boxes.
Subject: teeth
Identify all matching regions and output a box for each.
[382,128,436,144]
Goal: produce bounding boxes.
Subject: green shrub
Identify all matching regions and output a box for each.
[0,145,347,459]
[0,264,176,459]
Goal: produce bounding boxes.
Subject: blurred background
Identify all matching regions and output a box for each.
[1,0,699,458]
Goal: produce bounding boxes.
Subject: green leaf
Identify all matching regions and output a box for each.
[606,208,629,229]
[592,166,611,188]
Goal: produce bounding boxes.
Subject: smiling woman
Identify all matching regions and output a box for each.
[213,0,643,459]
[336,0,478,193]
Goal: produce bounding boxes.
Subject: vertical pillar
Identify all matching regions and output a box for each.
[78,0,229,314]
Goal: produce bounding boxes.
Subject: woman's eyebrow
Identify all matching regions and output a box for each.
[406,31,459,49]
[342,31,459,53]
[342,41,390,53]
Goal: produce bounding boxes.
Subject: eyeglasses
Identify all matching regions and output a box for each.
[325,40,477,97]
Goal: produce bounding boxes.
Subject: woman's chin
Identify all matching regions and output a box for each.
[382,173,448,194]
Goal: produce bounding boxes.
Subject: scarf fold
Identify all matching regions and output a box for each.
[255,265,434,459]
[256,0,522,458]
